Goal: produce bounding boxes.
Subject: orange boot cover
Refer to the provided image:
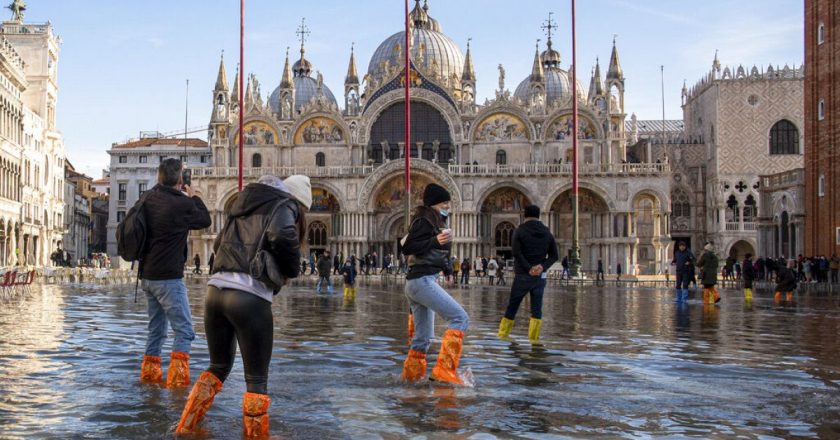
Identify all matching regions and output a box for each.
[242,392,271,438]
[431,329,464,385]
[407,313,415,345]
[713,288,721,303]
[166,351,191,388]
[175,371,223,434]
[140,355,162,384]
[702,289,710,304]
[400,349,427,382]
[774,291,782,302]
[786,292,793,302]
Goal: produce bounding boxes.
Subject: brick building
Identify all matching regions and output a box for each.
[805,0,840,255]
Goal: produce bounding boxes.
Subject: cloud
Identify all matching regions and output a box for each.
[147,37,164,48]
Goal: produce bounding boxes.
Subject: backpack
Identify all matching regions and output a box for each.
[116,196,148,262]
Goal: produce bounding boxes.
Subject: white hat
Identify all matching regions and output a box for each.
[283,175,312,210]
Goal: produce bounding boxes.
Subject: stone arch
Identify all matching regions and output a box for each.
[291,113,350,145]
[543,109,603,141]
[544,181,615,213]
[726,239,757,261]
[476,182,535,213]
[310,183,342,213]
[357,159,461,211]
[469,105,535,142]
[359,88,463,145]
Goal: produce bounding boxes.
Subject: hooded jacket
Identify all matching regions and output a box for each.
[512,219,559,275]
[672,248,695,273]
[402,206,452,280]
[212,183,301,290]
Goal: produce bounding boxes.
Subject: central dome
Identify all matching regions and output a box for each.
[514,68,587,105]
[367,1,464,84]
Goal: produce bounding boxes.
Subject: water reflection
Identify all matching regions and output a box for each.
[1,282,839,438]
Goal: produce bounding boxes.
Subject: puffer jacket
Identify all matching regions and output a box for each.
[672,248,695,274]
[402,206,452,280]
[212,183,301,290]
[512,219,559,275]
[696,250,719,286]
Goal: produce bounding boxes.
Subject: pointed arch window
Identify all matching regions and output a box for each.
[494,222,516,248]
[495,149,507,165]
[671,190,690,218]
[769,120,799,155]
[726,194,740,222]
[252,153,262,168]
[315,152,325,167]
[743,194,757,222]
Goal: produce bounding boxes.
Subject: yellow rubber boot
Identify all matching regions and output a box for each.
[744,288,753,301]
[140,355,163,384]
[400,349,427,382]
[407,313,415,345]
[430,329,464,385]
[166,351,190,388]
[351,287,357,299]
[242,392,270,438]
[176,371,223,434]
[528,318,542,342]
[497,317,514,338]
[343,287,350,299]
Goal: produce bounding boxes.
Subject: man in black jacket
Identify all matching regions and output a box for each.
[139,158,211,388]
[497,205,558,342]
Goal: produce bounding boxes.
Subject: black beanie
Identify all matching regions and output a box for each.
[423,183,451,206]
[524,204,540,218]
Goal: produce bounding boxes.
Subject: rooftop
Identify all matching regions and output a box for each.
[111,137,208,149]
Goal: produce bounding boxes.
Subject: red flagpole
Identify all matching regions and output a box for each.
[238,0,244,191]
[404,0,411,228]
[570,0,581,276]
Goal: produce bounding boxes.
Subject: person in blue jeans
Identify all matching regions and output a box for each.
[137,158,211,388]
[671,241,695,303]
[497,205,558,342]
[399,184,469,385]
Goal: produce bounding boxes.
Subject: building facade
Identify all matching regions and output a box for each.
[0,9,65,267]
[805,0,839,256]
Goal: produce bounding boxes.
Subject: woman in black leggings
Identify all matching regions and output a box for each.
[176,175,309,438]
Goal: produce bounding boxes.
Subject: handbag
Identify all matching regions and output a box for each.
[249,200,289,292]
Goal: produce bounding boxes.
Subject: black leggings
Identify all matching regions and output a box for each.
[205,286,273,394]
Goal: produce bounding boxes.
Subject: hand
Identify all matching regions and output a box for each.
[444,275,454,288]
[529,264,544,277]
[183,184,196,198]
[436,230,452,245]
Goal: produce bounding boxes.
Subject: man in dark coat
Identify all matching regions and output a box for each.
[671,241,695,302]
[316,250,333,294]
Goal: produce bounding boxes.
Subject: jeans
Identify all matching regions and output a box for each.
[460,271,469,285]
[316,275,333,293]
[205,287,272,394]
[405,275,469,352]
[675,271,691,290]
[142,278,195,356]
[504,274,547,320]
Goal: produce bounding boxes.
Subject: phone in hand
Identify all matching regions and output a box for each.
[182,168,192,187]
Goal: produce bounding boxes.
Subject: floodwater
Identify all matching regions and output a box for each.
[1,279,840,439]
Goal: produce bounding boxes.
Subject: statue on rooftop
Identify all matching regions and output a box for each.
[7,0,25,22]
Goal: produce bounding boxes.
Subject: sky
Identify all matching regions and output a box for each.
[25,0,803,178]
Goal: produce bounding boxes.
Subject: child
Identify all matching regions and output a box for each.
[341,257,357,301]
[775,260,797,303]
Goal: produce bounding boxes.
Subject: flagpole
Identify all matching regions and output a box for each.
[238,0,244,191]
[404,0,411,231]
[570,0,581,277]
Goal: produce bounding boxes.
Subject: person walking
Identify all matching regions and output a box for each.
[333,252,341,275]
[341,257,357,301]
[616,262,622,283]
[561,256,570,280]
[309,251,317,275]
[473,256,482,279]
[487,257,498,285]
[460,257,471,286]
[193,253,202,275]
[496,257,507,286]
[743,253,755,301]
[696,242,720,304]
[497,205,558,342]
[671,241,694,303]
[596,259,605,282]
[452,256,460,285]
[138,158,211,388]
[400,184,469,385]
[176,175,308,437]
[775,260,798,303]
[316,250,334,294]
[208,252,215,273]
[830,253,839,284]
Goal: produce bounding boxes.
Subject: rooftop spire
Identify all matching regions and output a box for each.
[712,49,721,72]
[293,18,313,77]
[540,12,561,68]
[589,57,603,97]
[607,36,623,80]
[462,38,476,82]
[530,39,544,82]
[280,47,293,88]
[214,51,229,91]
[230,63,240,104]
[345,43,359,85]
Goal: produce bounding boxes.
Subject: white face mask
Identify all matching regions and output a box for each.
[439,208,450,218]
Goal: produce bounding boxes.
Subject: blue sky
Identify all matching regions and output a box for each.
[28,0,803,177]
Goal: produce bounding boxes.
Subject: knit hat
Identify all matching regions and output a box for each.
[524,204,540,219]
[283,175,312,210]
[423,183,450,206]
[704,242,714,252]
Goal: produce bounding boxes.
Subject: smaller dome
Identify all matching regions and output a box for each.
[268,75,338,114]
[514,68,587,105]
[541,48,561,68]
[293,58,312,77]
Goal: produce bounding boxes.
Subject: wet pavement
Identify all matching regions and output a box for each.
[1,279,840,439]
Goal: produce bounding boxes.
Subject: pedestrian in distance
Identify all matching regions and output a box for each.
[333,252,341,275]
[452,256,460,285]
[831,253,839,284]
[193,253,202,274]
[743,253,755,301]
[341,257,357,301]
[671,241,694,303]
[176,174,308,437]
[498,205,558,342]
[616,262,622,283]
[496,257,507,286]
[460,257,471,286]
[774,260,798,303]
[596,259,605,282]
[316,250,334,294]
[696,242,721,304]
[487,257,498,285]
[400,183,470,385]
[137,158,211,388]
[561,256,570,280]
[208,252,215,273]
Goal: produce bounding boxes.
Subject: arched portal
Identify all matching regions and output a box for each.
[368,101,452,164]
[494,221,516,260]
[307,221,328,255]
[549,188,610,271]
[633,194,661,274]
[729,240,755,262]
[479,187,530,258]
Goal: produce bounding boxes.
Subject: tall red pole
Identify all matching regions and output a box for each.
[570,0,581,276]
[404,0,411,229]
[238,0,244,191]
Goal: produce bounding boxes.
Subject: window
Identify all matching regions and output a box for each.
[180,155,187,163]
[138,182,147,197]
[117,211,126,223]
[139,155,148,163]
[252,153,262,168]
[369,102,452,164]
[819,99,825,120]
[315,152,325,167]
[307,221,328,248]
[494,222,516,248]
[743,195,757,222]
[118,156,127,163]
[495,149,507,165]
[837,227,840,245]
[818,22,825,45]
[726,194,739,222]
[200,155,208,163]
[819,175,825,197]
[671,191,690,218]
[118,183,127,201]
[769,120,799,154]
[159,156,166,163]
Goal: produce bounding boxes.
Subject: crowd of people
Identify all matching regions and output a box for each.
[715,253,839,284]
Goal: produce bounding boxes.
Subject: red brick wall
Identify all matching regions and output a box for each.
[805,0,840,256]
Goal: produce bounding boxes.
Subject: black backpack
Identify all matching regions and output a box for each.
[116,196,148,262]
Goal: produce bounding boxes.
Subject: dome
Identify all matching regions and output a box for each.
[514,67,587,105]
[367,29,464,83]
[268,75,338,113]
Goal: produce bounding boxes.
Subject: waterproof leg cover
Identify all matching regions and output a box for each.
[343,287,349,299]
[497,317,514,338]
[400,349,427,382]
[242,392,270,438]
[714,288,721,303]
[175,371,223,434]
[140,355,163,384]
[744,288,753,301]
[351,287,357,300]
[680,289,689,302]
[774,291,782,302]
[786,292,793,302]
[431,329,464,385]
[674,288,682,302]
[528,318,542,342]
[407,313,415,345]
[166,351,190,388]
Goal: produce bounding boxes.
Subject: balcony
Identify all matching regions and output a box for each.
[725,222,757,232]
[760,168,804,190]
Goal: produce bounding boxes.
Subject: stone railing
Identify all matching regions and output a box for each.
[193,165,376,179]
[761,168,804,190]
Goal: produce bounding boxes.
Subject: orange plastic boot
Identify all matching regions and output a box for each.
[140,355,163,384]
[407,313,415,345]
[431,329,465,385]
[714,288,721,303]
[166,351,190,388]
[400,349,427,382]
[786,292,793,302]
[175,371,223,434]
[774,291,782,302]
[242,392,270,438]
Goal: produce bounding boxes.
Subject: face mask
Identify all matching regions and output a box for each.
[439,208,450,218]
